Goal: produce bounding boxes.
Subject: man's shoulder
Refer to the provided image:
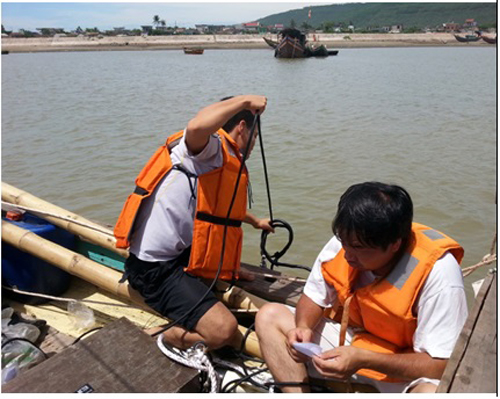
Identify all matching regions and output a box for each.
[172,131,222,164]
[431,252,463,284]
[317,235,343,263]
[420,251,465,302]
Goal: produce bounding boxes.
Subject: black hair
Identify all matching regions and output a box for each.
[220,96,255,133]
[332,182,413,251]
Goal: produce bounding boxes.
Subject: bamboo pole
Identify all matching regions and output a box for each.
[2,220,142,303]
[2,182,267,312]
[2,220,262,358]
[1,182,128,258]
[216,281,268,310]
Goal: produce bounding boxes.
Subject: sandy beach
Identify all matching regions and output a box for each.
[1,33,491,53]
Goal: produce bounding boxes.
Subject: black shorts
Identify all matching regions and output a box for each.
[124,248,219,331]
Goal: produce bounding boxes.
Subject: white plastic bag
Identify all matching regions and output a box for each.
[2,323,41,343]
[67,301,95,330]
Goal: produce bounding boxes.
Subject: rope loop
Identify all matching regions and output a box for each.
[157,336,219,393]
[260,219,311,272]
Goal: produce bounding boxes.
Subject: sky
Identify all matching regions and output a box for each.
[1,0,491,32]
[1,1,328,32]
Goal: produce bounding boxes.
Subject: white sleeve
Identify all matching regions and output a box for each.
[413,252,468,358]
[171,131,223,174]
[178,131,221,161]
[303,237,342,308]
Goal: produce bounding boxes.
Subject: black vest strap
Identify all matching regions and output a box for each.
[196,211,242,227]
[134,186,148,196]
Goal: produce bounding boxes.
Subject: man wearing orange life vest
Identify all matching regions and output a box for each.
[114,95,273,350]
[256,182,468,393]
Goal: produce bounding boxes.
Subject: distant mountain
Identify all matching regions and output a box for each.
[257,3,497,30]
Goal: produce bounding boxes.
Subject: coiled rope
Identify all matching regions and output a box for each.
[156,337,219,393]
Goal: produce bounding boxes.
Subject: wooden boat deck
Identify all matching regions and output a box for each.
[239,263,304,306]
[8,276,168,340]
[3,317,199,393]
[437,271,497,393]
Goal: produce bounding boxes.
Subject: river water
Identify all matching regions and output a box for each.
[2,47,496,304]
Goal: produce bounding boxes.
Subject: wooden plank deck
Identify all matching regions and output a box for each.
[237,263,305,307]
[437,271,497,393]
[3,317,199,393]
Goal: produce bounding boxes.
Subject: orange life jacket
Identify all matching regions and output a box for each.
[113,128,248,280]
[321,223,464,382]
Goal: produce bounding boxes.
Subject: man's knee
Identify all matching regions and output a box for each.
[196,303,238,348]
[255,302,290,336]
[214,314,238,346]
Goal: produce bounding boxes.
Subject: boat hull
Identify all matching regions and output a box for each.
[454,34,481,43]
[183,48,204,54]
[274,36,307,58]
[263,37,278,49]
[481,36,497,44]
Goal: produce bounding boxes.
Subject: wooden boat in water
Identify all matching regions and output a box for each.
[306,44,339,57]
[481,35,497,44]
[454,34,481,43]
[1,182,496,393]
[0,182,307,393]
[275,35,307,58]
[274,28,339,59]
[262,37,278,49]
[183,47,204,55]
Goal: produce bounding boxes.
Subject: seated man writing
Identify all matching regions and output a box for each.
[256,182,468,393]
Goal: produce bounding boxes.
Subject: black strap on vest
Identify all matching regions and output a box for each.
[172,164,198,202]
[134,186,148,196]
[196,211,242,227]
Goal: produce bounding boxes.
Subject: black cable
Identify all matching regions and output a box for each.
[210,351,268,392]
[238,322,255,354]
[221,367,270,393]
[260,219,312,272]
[72,327,103,345]
[152,112,261,338]
[256,115,311,272]
[265,381,312,388]
[256,115,273,222]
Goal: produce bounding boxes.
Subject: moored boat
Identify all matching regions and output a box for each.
[274,28,339,59]
[275,35,307,58]
[454,34,481,43]
[481,35,497,44]
[262,36,278,49]
[183,47,204,55]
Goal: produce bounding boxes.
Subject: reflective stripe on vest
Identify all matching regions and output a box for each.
[113,129,248,280]
[321,223,464,382]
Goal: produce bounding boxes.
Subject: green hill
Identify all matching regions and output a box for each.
[257,3,497,31]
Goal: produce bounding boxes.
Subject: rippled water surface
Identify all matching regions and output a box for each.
[2,48,496,303]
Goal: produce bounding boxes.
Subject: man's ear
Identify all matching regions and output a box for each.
[391,238,402,253]
[237,119,247,135]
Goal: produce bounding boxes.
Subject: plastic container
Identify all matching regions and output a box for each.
[2,213,74,304]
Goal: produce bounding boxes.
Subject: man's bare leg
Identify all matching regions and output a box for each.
[147,302,239,350]
[255,303,310,393]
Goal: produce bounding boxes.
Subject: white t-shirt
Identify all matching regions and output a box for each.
[129,132,223,262]
[303,235,468,359]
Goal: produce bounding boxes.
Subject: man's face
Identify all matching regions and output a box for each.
[240,123,257,157]
[342,235,402,276]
